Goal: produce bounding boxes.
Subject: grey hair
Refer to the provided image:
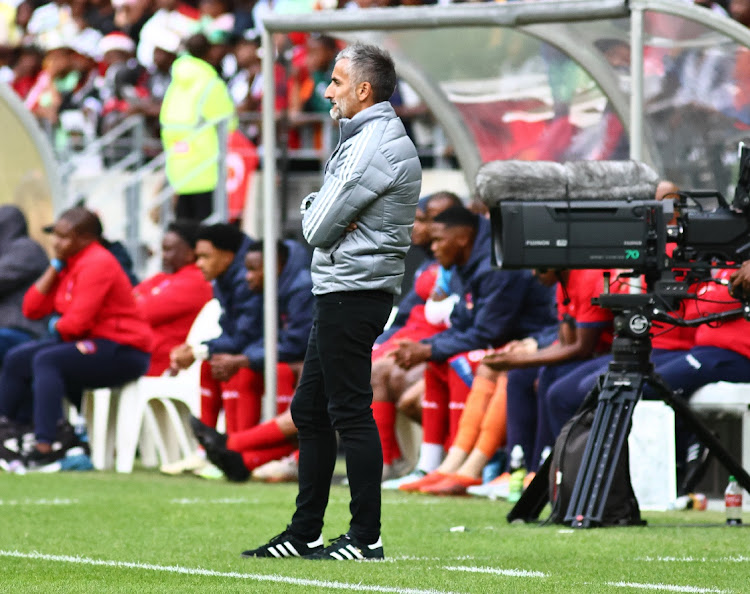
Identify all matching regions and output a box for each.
[336,43,397,103]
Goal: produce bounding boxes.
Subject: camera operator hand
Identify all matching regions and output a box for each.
[729,261,750,299]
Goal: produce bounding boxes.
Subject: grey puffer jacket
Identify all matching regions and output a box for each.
[301,101,422,296]
[0,205,49,337]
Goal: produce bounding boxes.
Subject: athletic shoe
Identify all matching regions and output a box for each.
[160,451,207,475]
[25,447,68,472]
[251,455,299,483]
[205,444,249,483]
[307,533,384,561]
[194,462,224,480]
[420,474,482,496]
[507,467,527,503]
[382,469,426,490]
[189,416,227,452]
[241,528,324,558]
[381,458,413,482]
[399,471,446,492]
[467,472,510,498]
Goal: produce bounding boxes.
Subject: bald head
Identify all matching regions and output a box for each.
[51,207,102,261]
[655,180,679,202]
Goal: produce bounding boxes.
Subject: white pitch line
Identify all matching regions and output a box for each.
[607,581,726,593]
[640,556,750,563]
[169,498,260,505]
[0,498,78,506]
[444,566,548,578]
[0,550,461,594]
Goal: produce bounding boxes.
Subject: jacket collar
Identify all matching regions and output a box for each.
[338,101,395,143]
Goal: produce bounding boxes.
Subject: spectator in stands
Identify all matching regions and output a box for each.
[0,206,49,366]
[384,207,556,489]
[160,32,236,222]
[302,34,338,114]
[0,207,152,471]
[731,0,750,25]
[136,0,199,68]
[128,30,181,135]
[112,0,152,46]
[190,238,315,481]
[8,45,43,100]
[24,37,77,126]
[133,221,213,376]
[168,223,260,475]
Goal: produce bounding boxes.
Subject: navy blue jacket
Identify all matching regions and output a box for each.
[243,240,314,369]
[424,217,556,362]
[206,235,261,355]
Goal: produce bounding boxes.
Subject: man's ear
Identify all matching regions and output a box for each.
[357,81,372,102]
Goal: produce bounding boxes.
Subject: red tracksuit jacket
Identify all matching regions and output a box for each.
[23,242,153,353]
[133,263,213,375]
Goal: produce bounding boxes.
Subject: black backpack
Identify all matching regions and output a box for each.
[546,404,645,526]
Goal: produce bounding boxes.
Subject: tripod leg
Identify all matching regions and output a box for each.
[565,371,643,528]
[649,375,750,495]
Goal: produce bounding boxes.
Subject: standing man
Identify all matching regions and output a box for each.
[160,33,236,222]
[243,43,421,561]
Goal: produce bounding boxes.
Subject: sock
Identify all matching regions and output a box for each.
[241,443,297,471]
[227,418,287,452]
[276,363,296,414]
[222,393,238,435]
[452,376,496,454]
[415,442,444,473]
[422,362,450,447]
[199,363,222,429]
[372,401,401,465]
[235,391,261,433]
[476,374,508,458]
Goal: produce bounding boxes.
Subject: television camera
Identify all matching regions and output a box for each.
[476,150,750,528]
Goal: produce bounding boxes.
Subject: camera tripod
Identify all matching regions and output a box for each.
[508,294,750,528]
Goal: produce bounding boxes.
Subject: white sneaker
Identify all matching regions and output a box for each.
[382,458,413,482]
[194,461,224,480]
[382,469,426,490]
[467,472,510,499]
[160,451,206,475]
[252,454,299,483]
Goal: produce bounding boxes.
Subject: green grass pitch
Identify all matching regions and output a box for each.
[0,470,747,593]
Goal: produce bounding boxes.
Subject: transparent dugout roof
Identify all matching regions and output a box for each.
[264,0,750,199]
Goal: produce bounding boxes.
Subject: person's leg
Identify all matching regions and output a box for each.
[396,372,423,423]
[371,357,401,466]
[445,351,484,447]
[316,291,393,545]
[505,366,541,465]
[449,364,498,459]
[0,328,35,365]
[32,340,149,444]
[200,361,223,429]
[418,361,451,472]
[241,443,298,471]
[227,409,296,452]
[288,317,335,542]
[0,339,57,424]
[277,362,297,414]
[229,368,262,433]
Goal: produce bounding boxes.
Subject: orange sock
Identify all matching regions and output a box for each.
[476,374,508,458]
[452,376,496,454]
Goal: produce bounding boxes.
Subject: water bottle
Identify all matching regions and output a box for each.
[507,445,526,504]
[725,475,743,526]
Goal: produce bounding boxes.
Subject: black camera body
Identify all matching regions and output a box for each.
[478,158,750,278]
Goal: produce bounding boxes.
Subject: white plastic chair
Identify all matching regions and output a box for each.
[85,298,222,472]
